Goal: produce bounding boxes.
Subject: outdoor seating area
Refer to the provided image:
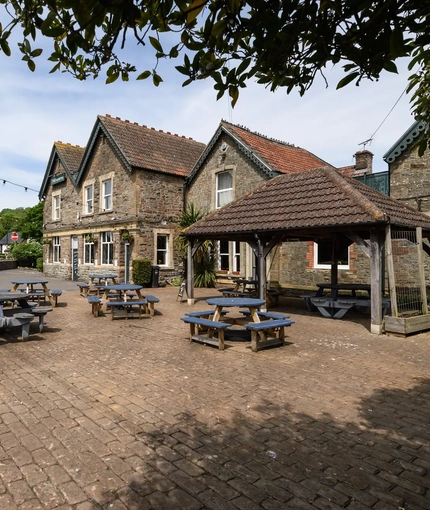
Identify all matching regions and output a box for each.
[181,295,295,352]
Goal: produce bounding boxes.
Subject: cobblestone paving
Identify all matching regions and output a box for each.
[1,279,430,509]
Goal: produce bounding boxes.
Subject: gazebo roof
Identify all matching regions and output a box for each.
[182,166,430,241]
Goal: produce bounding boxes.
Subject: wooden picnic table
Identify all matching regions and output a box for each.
[0,292,51,339]
[10,279,55,306]
[100,284,148,319]
[88,274,118,285]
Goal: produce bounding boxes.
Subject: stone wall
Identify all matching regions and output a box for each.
[390,147,430,214]
[0,260,17,271]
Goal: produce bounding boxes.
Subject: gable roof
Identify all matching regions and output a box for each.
[383,120,427,164]
[39,142,85,199]
[75,115,206,183]
[187,120,330,183]
[182,166,430,241]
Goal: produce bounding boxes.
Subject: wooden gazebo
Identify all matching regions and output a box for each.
[181,166,430,334]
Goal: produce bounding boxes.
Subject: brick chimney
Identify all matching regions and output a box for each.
[354,150,373,175]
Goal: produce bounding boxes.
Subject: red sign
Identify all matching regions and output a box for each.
[10,232,18,242]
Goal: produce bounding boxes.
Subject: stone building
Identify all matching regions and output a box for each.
[39,115,205,282]
[384,120,430,213]
[185,120,374,290]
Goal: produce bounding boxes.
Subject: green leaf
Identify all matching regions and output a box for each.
[152,72,163,86]
[106,73,119,84]
[229,86,239,107]
[137,70,151,80]
[27,59,36,72]
[0,38,10,56]
[187,0,206,24]
[149,36,163,52]
[336,72,360,89]
[382,60,398,74]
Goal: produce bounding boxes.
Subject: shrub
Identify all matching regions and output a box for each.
[36,257,43,272]
[132,258,152,286]
[10,242,43,268]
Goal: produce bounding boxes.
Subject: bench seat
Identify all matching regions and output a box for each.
[77,283,90,297]
[50,289,62,307]
[0,313,35,340]
[87,296,103,317]
[107,300,148,320]
[245,319,295,352]
[30,306,53,333]
[181,316,230,350]
[266,289,284,307]
[221,290,256,298]
[142,295,160,316]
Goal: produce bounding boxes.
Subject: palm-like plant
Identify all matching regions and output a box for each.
[176,204,217,288]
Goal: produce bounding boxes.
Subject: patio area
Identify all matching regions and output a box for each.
[0,273,429,509]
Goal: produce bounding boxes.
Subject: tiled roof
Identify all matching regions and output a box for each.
[183,166,430,238]
[54,142,85,175]
[99,115,206,177]
[221,121,329,174]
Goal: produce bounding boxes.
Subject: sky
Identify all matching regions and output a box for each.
[0,26,416,212]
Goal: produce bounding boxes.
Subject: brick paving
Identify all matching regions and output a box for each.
[1,275,430,509]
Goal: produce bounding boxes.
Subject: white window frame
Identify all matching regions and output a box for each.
[216,170,233,208]
[102,178,112,211]
[156,235,169,267]
[154,230,173,268]
[52,191,61,221]
[53,236,61,263]
[84,237,95,264]
[84,184,94,215]
[101,231,114,265]
[314,241,350,270]
[233,241,241,273]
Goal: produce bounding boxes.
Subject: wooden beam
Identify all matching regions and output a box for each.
[370,230,383,334]
[385,225,398,317]
[346,233,370,258]
[187,240,195,305]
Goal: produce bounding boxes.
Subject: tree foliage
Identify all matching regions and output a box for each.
[0,203,43,241]
[1,1,430,149]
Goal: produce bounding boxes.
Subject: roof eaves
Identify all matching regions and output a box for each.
[38,145,57,200]
[185,125,223,185]
[383,120,427,164]
[75,117,132,186]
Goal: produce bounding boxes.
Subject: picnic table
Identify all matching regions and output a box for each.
[100,284,148,319]
[302,282,389,319]
[182,297,294,352]
[88,274,118,285]
[0,292,51,339]
[10,279,55,306]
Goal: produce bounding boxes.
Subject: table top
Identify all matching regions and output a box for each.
[232,278,258,285]
[316,283,370,290]
[0,292,30,302]
[89,274,117,279]
[206,297,266,307]
[11,279,49,285]
[103,284,142,291]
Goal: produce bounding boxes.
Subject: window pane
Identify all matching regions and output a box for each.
[218,172,232,190]
[157,235,168,266]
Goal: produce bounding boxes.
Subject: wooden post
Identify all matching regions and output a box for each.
[370,230,383,334]
[330,238,338,290]
[186,240,195,305]
[385,225,398,317]
[416,227,428,315]
[256,237,267,311]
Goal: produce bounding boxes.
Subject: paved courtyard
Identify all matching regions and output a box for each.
[1,270,430,509]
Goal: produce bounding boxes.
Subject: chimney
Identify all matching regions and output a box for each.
[354,150,373,174]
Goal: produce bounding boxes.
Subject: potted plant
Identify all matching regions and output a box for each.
[122,230,134,243]
[85,234,97,243]
[42,238,52,245]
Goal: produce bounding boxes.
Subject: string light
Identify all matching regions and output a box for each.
[0,178,38,193]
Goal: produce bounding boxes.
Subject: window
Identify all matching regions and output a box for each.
[233,241,241,272]
[218,240,241,273]
[156,234,169,266]
[102,179,112,211]
[101,231,114,264]
[216,171,233,208]
[84,185,93,214]
[84,236,95,264]
[53,236,61,263]
[52,193,61,221]
[219,240,229,270]
[314,239,350,269]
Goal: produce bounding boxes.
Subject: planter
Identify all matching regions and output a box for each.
[384,314,430,337]
[217,270,228,274]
